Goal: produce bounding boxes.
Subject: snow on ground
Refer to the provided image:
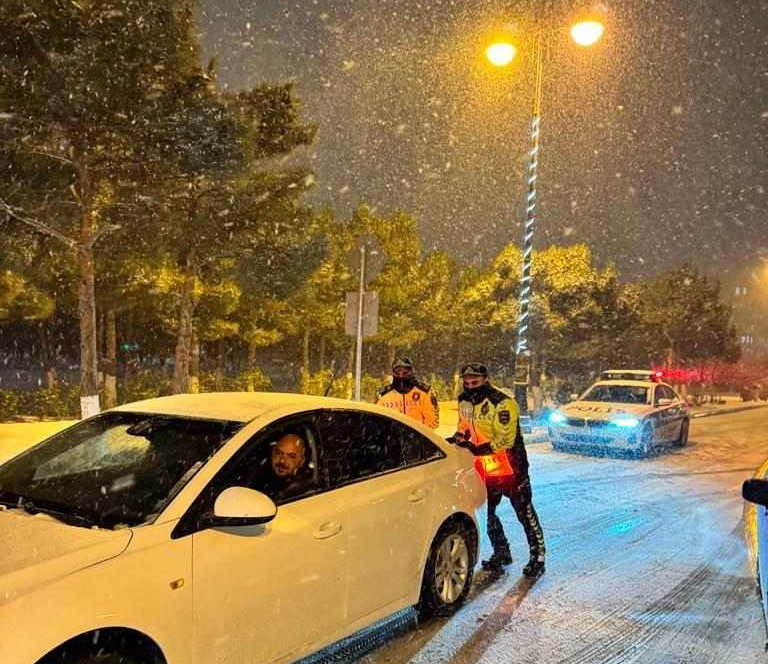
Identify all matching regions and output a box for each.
[362,408,768,664]
[0,420,75,465]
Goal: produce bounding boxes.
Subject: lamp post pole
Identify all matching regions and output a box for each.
[513,26,546,416]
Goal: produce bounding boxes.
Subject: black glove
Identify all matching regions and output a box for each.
[448,431,470,447]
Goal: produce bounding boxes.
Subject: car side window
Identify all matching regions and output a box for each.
[314,410,406,487]
[394,420,445,465]
[656,386,675,403]
[208,417,322,506]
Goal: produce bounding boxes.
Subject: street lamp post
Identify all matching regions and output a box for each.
[487,14,604,416]
[513,27,545,415]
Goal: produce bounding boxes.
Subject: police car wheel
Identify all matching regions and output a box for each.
[639,422,654,457]
[417,521,475,619]
[674,419,689,447]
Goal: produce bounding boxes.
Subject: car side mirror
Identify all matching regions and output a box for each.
[210,486,277,526]
[743,479,768,507]
[657,398,673,406]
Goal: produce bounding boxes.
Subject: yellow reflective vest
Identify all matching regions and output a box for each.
[457,384,527,481]
[376,381,439,429]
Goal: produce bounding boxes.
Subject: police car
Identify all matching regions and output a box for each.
[548,370,690,456]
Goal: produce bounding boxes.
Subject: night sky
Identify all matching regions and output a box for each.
[197,0,767,278]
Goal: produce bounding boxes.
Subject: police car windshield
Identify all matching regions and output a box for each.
[581,385,649,404]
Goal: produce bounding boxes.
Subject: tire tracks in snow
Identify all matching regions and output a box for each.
[554,527,748,664]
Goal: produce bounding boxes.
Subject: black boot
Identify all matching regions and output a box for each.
[481,549,512,571]
[522,556,545,578]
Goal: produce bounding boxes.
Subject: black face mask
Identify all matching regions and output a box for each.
[463,381,490,403]
[393,375,416,393]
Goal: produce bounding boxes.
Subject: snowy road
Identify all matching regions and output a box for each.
[355,408,768,664]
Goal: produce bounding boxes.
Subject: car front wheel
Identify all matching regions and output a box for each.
[417,521,475,619]
[674,419,689,447]
[639,421,655,457]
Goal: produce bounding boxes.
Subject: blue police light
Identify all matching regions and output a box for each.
[613,417,640,428]
[549,412,566,424]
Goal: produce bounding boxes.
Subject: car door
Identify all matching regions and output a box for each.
[654,385,680,441]
[189,417,349,664]
[664,386,686,441]
[314,410,442,623]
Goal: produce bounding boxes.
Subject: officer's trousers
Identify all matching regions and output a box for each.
[486,476,545,561]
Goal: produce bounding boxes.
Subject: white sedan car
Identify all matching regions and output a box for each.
[548,372,690,456]
[0,393,485,664]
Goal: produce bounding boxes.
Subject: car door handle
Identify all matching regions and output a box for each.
[408,489,427,503]
[314,521,342,540]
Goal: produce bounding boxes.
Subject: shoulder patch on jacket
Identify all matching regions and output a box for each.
[498,409,511,425]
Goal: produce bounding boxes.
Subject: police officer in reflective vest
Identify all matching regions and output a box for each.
[376,357,439,429]
[451,362,546,576]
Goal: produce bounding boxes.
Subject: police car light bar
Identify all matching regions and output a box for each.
[600,369,664,382]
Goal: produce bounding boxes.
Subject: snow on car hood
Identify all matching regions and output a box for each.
[0,509,132,605]
[562,402,652,420]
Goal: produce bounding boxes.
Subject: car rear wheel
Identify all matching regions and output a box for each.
[417,521,474,619]
[674,419,689,447]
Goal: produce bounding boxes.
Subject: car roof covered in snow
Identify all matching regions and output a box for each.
[111,392,360,423]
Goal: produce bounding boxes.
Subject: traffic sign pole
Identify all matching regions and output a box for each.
[354,245,366,401]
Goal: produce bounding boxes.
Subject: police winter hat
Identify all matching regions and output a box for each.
[392,357,414,371]
[460,362,488,377]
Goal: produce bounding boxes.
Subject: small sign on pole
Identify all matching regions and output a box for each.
[345,292,379,337]
[514,362,530,386]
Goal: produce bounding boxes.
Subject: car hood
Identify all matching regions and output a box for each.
[562,402,651,420]
[0,509,132,605]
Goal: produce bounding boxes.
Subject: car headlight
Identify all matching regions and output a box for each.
[549,412,566,424]
[613,417,640,428]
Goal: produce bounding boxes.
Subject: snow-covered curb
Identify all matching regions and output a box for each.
[690,403,768,419]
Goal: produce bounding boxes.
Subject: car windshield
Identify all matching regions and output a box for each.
[580,385,649,405]
[0,412,242,529]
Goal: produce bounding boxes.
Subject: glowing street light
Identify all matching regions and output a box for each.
[486,42,517,67]
[485,14,605,415]
[571,20,605,46]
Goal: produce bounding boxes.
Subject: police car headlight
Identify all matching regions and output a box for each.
[613,417,640,428]
[549,412,566,424]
